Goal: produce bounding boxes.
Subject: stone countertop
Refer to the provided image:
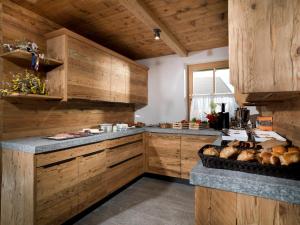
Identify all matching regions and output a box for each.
[1,127,221,154]
[190,161,300,205]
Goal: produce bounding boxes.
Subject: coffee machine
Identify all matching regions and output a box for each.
[217,103,229,130]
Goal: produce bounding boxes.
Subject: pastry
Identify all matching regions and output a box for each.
[203,147,219,157]
[279,152,300,166]
[237,150,255,161]
[220,147,239,159]
[272,145,287,155]
[270,155,280,166]
[261,151,272,165]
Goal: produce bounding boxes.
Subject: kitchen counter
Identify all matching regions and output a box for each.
[1,127,221,154]
[190,140,300,205]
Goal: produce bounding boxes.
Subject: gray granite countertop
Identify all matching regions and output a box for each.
[1,127,220,154]
[190,162,300,205]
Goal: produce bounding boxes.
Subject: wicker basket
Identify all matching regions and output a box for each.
[198,144,300,180]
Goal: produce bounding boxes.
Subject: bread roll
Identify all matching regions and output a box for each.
[270,155,280,166]
[237,150,255,161]
[220,147,238,159]
[279,152,300,166]
[272,145,287,155]
[259,151,272,165]
[203,147,219,157]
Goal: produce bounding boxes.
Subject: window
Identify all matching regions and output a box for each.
[187,61,237,121]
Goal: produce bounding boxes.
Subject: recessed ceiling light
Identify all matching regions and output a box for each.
[153,28,161,40]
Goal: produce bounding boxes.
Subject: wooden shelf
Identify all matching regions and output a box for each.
[0,49,63,71]
[3,93,63,100]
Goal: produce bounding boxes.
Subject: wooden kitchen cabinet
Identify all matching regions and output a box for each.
[67,36,111,101]
[127,64,148,104]
[229,0,300,101]
[111,56,128,103]
[147,133,181,178]
[36,158,79,225]
[46,28,148,104]
[181,135,217,179]
[78,149,107,212]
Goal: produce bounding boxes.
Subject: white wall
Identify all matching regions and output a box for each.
[135,47,229,125]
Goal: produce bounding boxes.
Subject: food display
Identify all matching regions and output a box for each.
[199,139,300,180]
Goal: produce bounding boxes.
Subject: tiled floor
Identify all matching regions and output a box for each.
[75,177,195,225]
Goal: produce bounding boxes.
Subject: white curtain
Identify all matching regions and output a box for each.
[190,94,238,121]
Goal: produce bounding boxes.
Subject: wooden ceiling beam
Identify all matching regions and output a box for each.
[119,0,188,57]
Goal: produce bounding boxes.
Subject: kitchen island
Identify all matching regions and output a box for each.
[190,140,300,225]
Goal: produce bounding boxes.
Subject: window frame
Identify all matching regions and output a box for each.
[187,60,229,120]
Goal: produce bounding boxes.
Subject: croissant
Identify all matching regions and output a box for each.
[203,147,219,157]
[279,152,300,166]
[237,150,255,161]
[220,147,239,159]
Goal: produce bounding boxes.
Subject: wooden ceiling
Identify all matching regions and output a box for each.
[11,0,228,59]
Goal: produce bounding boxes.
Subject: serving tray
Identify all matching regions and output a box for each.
[198,144,300,180]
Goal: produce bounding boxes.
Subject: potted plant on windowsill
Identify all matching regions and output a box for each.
[206,100,218,129]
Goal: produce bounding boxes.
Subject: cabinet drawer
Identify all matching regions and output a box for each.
[107,134,143,148]
[78,149,107,211]
[181,135,217,179]
[147,134,181,177]
[36,158,78,225]
[107,141,143,167]
[36,141,107,167]
[106,155,144,194]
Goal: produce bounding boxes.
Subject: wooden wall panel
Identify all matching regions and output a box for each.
[196,186,300,225]
[260,98,300,146]
[0,1,135,141]
[1,149,35,225]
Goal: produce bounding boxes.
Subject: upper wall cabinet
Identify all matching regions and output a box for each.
[45,28,148,104]
[229,0,300,102]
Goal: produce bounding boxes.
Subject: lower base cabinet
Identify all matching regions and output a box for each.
[195,186,300,225]
[36,158,79,225]
[147,133,181,178]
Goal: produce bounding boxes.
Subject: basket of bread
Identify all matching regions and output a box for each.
[198,139,300,180]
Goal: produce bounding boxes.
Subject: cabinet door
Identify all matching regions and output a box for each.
[67,36,111,101]
[36,158,78,225]
[181,135,217,179]
[147,133,181,178]
[111,56,127,103]
[229,0,300,93]
[78,149,107,212]
[127,64,148,104]
[106,155,144,194]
